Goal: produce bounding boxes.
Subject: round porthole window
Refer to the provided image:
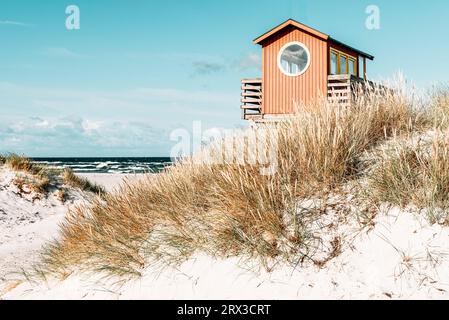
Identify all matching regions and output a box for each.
[277,42,311,77]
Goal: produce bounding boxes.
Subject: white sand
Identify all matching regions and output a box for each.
[0,169,143,288]
[0,168,66,278]
[2,167,449,300]
[4,209,449,300]
[76,173,146,193]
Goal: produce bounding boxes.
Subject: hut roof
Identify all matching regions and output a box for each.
[253,19,374,60]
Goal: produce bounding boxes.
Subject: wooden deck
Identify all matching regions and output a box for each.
[241,75,377,120]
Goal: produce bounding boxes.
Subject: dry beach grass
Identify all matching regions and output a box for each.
[0,154,105,197]
[368,133,449,224]
[35,80,449,280]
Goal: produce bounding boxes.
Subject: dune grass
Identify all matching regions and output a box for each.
[62,168,105,195]
[1,154,105,197]
[367,134,449,224]
[39,83,426,278]
[2,154,53,194]
[365,85,449,223]
[4,154,48,178]
[427,85,449,129]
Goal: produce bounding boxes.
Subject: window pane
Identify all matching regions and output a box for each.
[348,59,356,76]
[330,52,338,75]
[340,56,347,74]
[358,56,364,77]
[279,43,310,76]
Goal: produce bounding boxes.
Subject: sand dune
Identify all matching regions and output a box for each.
[4,209,449,299]
[1,164,449,299]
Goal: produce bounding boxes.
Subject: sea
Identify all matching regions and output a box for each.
[31,157,173,174]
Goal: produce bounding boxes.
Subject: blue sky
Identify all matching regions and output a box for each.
[0,0,448,157]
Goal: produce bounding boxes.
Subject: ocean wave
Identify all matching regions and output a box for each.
[96,162,110,169]
[31,158,172,174]
[67,164,96,168]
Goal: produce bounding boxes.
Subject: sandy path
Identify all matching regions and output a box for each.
[76,173,147,193]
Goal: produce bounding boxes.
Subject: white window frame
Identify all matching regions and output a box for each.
[277,41,311,77]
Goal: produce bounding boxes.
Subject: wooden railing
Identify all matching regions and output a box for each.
[327,74,376,106]
[241,75,383,121]
[241,78,262,120]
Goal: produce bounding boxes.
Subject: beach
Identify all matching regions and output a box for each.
[2,167,449,299]
[76,173,147,192]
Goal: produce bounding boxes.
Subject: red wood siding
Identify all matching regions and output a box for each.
[261,26,328,115]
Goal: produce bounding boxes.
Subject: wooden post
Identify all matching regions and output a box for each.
[363,57,367,80]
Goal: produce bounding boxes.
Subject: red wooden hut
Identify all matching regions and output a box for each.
[242,19,375,120]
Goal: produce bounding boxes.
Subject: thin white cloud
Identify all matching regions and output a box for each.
[0,116,171,157]
[192,61,227,75]
[191,53,262,75]
[124,51,261,75]
[233,53,261,71]
[44,47,86,59]
[0,20,32,27]
[0,82,236,116]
